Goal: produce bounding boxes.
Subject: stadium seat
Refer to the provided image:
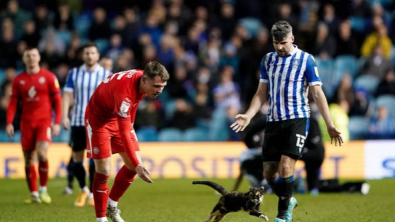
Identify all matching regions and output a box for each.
[316,58,336,99]
[52,129,70,143]
[158,128,183,142]
[74,12,92,38]
[56,30,72,46]
[334,55,359,78]
[183,127,207,141]
[208,108,229,141]
[348,116,370,140]
[354,75,379,95]
[0,130,20,142]
[375,95,395,118]
[136,127,158,142]
[164,99,176,120]
[349,16,366,32]
[94,38,109,54]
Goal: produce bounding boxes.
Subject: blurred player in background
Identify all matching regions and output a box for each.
[6,47,62,204]
[85,61,169,222]
[231,21,343,222]
[62,43,112,207]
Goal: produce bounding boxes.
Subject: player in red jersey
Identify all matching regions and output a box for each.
[6,48,62,204]
[85,61,169,222]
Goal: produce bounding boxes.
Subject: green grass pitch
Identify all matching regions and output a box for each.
[0,178,394,222]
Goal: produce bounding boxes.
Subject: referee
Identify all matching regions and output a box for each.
[62,43,112,207]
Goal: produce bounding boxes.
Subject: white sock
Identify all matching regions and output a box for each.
[88,192,93,199]
[108,198,118,208]
[96,217,107,222]
[39,186,47,192]
[82,186,89,192]
[31,191,39,197]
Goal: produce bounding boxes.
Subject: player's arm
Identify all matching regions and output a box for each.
[62,70,75,130]
[116,99,153,183]
[231,55,269,133]
[306,55,343,146]
[6,79,20,138]
[49,74,62,137]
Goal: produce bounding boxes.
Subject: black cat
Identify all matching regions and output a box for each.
[193,181,269,222]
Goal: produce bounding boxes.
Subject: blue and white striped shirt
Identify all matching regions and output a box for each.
[260,46,322,122]
[64,64,112,126]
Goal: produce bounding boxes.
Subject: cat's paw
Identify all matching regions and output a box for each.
[259,214,269,221]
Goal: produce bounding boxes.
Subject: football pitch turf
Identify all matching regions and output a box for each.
[0,178,394,222]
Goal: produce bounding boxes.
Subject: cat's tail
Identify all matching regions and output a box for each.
[192,181,227,195]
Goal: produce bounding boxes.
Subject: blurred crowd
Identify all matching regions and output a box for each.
[0,0,395,142]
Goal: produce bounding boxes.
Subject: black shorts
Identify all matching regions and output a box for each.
[262,118,309,161]
[69,126,87,152]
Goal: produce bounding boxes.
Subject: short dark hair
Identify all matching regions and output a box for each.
[144,61,170,81]
[82,42,99,52]
[271,20,293,41]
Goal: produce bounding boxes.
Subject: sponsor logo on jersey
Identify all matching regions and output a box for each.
[54,79,60,88]
[28,86,36,99]
[292,59,300,68]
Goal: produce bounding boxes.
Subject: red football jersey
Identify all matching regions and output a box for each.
[7,68,62,125]
[88,69,145,123]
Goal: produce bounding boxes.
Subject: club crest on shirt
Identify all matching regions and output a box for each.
[39,77,46,84]
[118,101,130,117]
[292,59,300,68]
[20,80,25,85]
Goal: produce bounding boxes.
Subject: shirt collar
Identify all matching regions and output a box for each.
[80,63,103,72]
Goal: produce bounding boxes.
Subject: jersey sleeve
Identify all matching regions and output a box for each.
[114,91,141,167]
[63,69,75,92]
[48,73,62,124]
[259,54,269,83]
[305,55,322,86]
[6,78,20,124]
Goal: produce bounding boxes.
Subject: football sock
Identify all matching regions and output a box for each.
[109,165,136,202]
[67,157,75,189]
[276,175,295,219]
[38,161,48,187]
[108,198,118,208]
[74,161,87,189]
[25,166,38,192]
[96,217,107,222]
[39,186,47,192]
[89,158,95,191]
[268,174,281,197]
[93,172,109,218]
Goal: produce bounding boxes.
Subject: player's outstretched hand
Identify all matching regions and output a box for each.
[136,164,153,183]
[230,114,251,133]
[52,124,61,137]
[62,117,70,130]
[5,124,14,138]
[327,126,343,146]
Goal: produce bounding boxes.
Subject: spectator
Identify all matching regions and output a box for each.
[360,44,393,79]
[361,24,393,59]
[335,20,359,57]
[168,98,196,130]
[212,66,241,112]
[368,106,395,139]
[38,28,66,56]
[104,34,124,62]
[320,3,340,36]
[53,3,74,31]
[332,73,355,109]
[135,98,162,130]
[375,69,395,97]
[88,7,111,41]
[1,67,16,93]
[217,3,236,42]
[2,0,31,34]
[20,20,40,47]
[0,23,18,68]
[32,5,52,33]
[312,22,337,58]
[349,87,373,117]
[99,56,113,72]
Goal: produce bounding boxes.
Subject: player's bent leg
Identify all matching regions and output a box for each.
[93,158,111,219]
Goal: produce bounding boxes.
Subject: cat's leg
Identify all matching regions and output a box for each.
[213,213,226,222]
[206,205,221,222]
[249,210,269,221]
